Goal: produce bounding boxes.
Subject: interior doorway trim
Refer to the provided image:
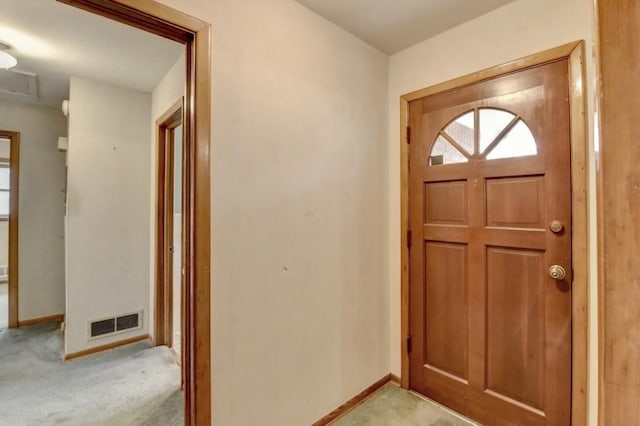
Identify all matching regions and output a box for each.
[57,1,212,425]
[595,1,640,424]
[399,41,589,425]
[0,130,19,329]
[155,98,183,354]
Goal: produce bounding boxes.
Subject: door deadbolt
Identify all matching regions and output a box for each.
[549,265,566,280]
[549,220,564,233]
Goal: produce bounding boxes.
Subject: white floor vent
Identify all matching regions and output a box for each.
[88,311,142,339]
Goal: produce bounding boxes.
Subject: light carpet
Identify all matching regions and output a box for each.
[332,383,476,426]
[0,322,183,425]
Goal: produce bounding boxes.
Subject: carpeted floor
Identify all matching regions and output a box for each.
[0,322,183,425]
[332,383,477,426]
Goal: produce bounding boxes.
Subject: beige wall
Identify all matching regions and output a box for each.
[387,0,597,423]
[156,0,389,424]
[0,100,67,321]
[149,52,185,339]
[65,77,151,354]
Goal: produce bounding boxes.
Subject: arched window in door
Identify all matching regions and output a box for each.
[429,108,537,166]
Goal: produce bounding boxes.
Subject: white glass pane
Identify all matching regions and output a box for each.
[0,168,9,191]
[479,109,516,153]
[486,120,537,160]
[0,191,9,216]
[429,135,468,166]
[443,111,474,154]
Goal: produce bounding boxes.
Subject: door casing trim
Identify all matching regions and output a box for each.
[399,40,589,426]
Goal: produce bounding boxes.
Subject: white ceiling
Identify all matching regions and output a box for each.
[295,0,516,54]
[0,0,184,106]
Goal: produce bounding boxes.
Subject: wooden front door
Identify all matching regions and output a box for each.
[408,59,572,425]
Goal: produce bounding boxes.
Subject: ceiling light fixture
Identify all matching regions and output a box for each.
[0,42,17,69]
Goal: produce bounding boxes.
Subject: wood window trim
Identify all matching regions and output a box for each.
[0,130,19,329]
[56,1,211,425]
[399,41,589,426]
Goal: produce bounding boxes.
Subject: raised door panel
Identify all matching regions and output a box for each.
[485,247,545,414]
[425,180,468,225]
[424,242,468,382]
[486,176,545,229]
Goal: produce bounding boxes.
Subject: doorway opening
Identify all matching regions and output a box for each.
[57,1,212,423]
[0,131,19,330]
[155,99,185,371]
[399,41,589,425]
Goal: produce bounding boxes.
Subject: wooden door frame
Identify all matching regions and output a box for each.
[0,130,19,329]
[57,1,211,425]
[594,1,640,424]
[155,98,183,351]
[399,41,589,425]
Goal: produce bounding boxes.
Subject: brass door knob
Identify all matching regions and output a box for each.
[549,220,564,233]
[549,265,567,280]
